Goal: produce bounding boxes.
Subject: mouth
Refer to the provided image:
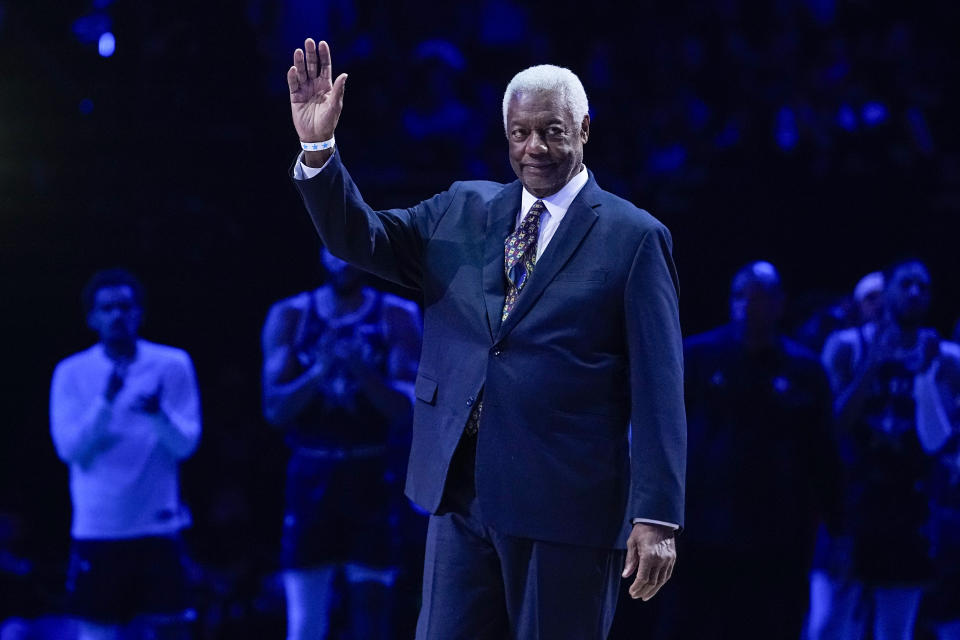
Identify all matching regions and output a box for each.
[523,164,555,175]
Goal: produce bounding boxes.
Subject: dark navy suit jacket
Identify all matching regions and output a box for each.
[293,151,686,549]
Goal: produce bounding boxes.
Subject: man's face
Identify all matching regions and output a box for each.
[506,91,589,198]
[886,263,931,324]
[87,285,141,343]
[858,289,884,323]
[730,281,783,334]
[321,249,363,295]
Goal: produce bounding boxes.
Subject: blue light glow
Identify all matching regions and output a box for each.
[98,32,116,57]
[837,104,857,131]
[862,101,888,126]
[79,99,94,115]
[648,144,687,174]
[775,106,798,150]
[71,13,111,44]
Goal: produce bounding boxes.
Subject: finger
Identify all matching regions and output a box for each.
[635,562,662,601]
[644,563,670,601]
[663,555,675,584]
[628,552,652,597]
[293,48,307,87]
[628,564,652,599]
[287,66,300,94]
[317,39,333,87]
[305,37,318,80]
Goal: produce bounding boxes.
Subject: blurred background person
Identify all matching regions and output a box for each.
[810,259,960,640]
[261,248,422,640]
[853,271,885,326]
[920,335,960,640]
[661,261,838,639]
[804,269,884,639]
[49,269,201,640]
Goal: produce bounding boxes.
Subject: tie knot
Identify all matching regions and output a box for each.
[520,200,545,234]
[527,200,546,218]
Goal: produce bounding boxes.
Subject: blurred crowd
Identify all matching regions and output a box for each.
[667,259,960,640]
[3,257,958,640]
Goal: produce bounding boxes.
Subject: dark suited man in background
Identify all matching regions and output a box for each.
[282,39,686,639]
[666,261,837,639]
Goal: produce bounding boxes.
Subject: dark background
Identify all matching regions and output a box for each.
[2,0,959,636]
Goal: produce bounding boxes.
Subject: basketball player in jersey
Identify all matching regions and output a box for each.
[262,248,422,640]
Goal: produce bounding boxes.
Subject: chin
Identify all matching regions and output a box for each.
[525,180,560,197]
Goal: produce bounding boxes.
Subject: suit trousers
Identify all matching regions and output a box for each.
[415,433,625,640]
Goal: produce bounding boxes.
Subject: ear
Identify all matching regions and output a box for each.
[580,114,590,144]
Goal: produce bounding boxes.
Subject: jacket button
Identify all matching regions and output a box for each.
[492,347,502,356]
[466,397,474,407]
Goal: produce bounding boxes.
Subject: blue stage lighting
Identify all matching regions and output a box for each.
[862,101,888,126]
[98,32,116,57]
[837,104,857,131]
[72,13,111,44]
[79,98,94,115]
[775,106,798,150]
[648,144,687,174]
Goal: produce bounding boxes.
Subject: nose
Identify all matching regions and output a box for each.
[525,131,548,155]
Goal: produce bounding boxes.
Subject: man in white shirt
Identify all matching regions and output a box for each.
[49,269,201,640]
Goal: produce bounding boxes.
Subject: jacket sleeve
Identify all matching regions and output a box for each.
[624,225,687,529]
[291,150,461,291]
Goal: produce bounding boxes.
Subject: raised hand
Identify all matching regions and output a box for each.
[287,38,348,163]
[131,381,163,416]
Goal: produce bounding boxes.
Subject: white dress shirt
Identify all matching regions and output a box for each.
[516,165,587,258]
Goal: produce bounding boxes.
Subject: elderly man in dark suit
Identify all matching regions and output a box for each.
[284,38,687,639]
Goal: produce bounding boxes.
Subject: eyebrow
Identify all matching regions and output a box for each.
[510,117,566,128]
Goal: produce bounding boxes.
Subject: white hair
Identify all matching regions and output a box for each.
[853,271,884,302]
[502,64,589,133]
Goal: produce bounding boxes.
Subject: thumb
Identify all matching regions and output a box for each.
[333,73,348,106]
[622,543,638,578]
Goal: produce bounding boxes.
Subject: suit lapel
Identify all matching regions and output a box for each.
[496,173,601,339]
[482,180,522,340]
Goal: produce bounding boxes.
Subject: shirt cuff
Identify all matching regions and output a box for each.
[632,518,679,530]
[293,150,333,180]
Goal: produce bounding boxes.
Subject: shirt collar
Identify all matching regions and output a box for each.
[519,165,589,221]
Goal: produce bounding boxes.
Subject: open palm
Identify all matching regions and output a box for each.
[287,39,347,143]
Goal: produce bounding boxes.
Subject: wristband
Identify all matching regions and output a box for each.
[301,136,336,152]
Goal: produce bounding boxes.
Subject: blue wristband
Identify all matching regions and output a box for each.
[300,136,336,152]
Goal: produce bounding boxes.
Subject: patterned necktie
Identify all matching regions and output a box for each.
[464,200,546,437]
[502,199,545,321]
